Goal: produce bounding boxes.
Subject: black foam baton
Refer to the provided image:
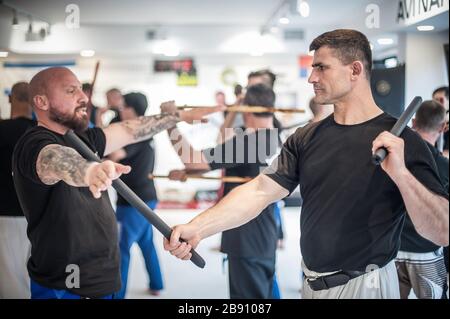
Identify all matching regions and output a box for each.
[65,130,206,269]
[372,96,423,165]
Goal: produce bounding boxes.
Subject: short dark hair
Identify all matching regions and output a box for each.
[244,83,275,118]
[234,84,243,97]
[310,29,372,80]
[248,69,276,88]
[432,86,449,99]
[82,83,92,92]
[123,92,148,116]
[10,82,29,103]
[415,100,446,132]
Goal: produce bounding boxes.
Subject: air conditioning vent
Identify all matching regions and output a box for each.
[283,29,304,40]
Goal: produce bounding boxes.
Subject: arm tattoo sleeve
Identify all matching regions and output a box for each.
[36,144,91,186]
[122,113,181,142]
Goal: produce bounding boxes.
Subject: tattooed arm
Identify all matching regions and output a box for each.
[36,144,131,198]
[103,105,225,156]
[103,113,180,156]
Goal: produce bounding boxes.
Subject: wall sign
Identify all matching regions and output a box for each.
[397,0,449,26]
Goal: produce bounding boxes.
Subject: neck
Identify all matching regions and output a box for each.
[247,118,274,130]
[11,103,32,119]
[37,118,69,135]
[417,130,439,146]
[333,85,383,125]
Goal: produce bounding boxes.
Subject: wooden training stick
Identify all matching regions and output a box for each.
[178,105,305,114]
[88,61,100,103]
[149,174,253,184]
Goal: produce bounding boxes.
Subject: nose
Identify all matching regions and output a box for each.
[78,88,89,104]
[308,69,318,84]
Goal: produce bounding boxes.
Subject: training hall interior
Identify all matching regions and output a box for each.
[0,0,448,300]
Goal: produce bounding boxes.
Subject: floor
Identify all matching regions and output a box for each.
[125,207,303,299]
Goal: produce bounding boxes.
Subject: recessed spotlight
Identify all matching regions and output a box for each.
[298,1,310,18]
[377,38,394,45]
[80,50,95,57]
[279,16,290,25]
[417,25,434,31]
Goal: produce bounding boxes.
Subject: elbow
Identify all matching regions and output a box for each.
[416,220,449,247]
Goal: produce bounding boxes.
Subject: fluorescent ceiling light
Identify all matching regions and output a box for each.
[417,25,435,31]
[0,51,9,58]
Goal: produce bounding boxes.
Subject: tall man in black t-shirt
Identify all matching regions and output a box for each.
[12,67,222,299]
[0,82,35,298]
[396,100,449,299]
[164,84,280,299]
[164,29,449,299]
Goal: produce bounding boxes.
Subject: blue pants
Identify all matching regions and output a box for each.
[30,280,114,299]
[272,202,283,299]
[116,200,163,299]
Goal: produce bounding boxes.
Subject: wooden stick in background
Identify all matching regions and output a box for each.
[178,105,305,114]
[149,174,252,184]
[88,61,100,103]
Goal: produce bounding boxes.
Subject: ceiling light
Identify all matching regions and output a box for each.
[279,16,290,25]
[0,51,9,58]
[377,38,394,45]
[297,1,310,18]
[80,50,95,57]
[417,25,435,31]
[12,10,19,29]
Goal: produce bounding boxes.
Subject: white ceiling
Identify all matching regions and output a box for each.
[3,0,375,26]
[0,0,448,57]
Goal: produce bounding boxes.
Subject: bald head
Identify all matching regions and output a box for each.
[29,67,78,108]
[28,67,89,132]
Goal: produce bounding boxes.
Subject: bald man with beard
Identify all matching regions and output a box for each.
[0,82,35,299]
[11,67,223,299]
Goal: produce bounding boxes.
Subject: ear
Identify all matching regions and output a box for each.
[412,118,417,129]
[351,61,364,80]
[33,95,49,111]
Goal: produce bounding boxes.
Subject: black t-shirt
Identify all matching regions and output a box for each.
[117,140,157,206]
[204,129,280,258]
[400,142,449,253]
[12,126,120,298]
[265,113,448,272]
[0,117,36,216]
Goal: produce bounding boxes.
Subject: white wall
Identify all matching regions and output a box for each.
[405,30,449,103]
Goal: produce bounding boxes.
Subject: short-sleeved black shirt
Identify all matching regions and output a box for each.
[116,139,157,206]
[400,142,449,253]
[204,129,280,258]
[0,117,36,216]
[265,113,448,272]
[12,126,120,298]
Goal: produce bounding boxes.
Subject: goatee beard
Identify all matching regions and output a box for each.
[49,105,89,133]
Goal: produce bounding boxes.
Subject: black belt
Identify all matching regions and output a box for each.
[306,270,366,291]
